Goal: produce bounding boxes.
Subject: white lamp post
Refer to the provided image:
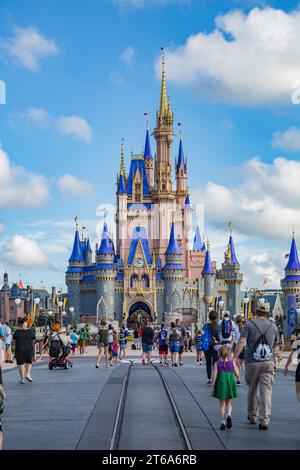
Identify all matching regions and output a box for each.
[219,299,224,316]
[14,298,21,321]
[243,296,250,319]
[69,306,75,324]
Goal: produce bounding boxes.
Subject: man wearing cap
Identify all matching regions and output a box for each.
[218,311,236,351]
[234,305,279,430]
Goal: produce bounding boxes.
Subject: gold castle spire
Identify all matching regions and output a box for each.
[158,47,172,121]
[120,138,125,177]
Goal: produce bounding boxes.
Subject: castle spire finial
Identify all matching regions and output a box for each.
[159,47,168,119]
[228,221,232,236]
[293,223,295,239]
[120,138,125,177]
[75,216,78,231]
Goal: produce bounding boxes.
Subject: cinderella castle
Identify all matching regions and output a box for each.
[66,50,243,326]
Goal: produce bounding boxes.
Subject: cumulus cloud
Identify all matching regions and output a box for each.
[0,26,59,71]
[159,7,300,105]
[0,147,49,208]
[58,174,93,197]
[272,127,300,152]
[20,108,92,142]
[56,116,92,142]
[2,235,52,269]
[119,46,135,68]
[242,250,284,288]
[192,156,300,241]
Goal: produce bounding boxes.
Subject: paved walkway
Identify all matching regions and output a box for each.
[1,347,299,450]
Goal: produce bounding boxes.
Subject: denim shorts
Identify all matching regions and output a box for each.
[169,341,180,353]
[142,342,153,353]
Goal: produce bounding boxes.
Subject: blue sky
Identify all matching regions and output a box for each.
[1,0,300,290]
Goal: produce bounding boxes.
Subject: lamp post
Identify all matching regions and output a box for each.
[62,310,66,327]
[14,297,21,322]
[243,296,250,320]
[33,297,40,323]
[58,301,63,327]
[218,297,224,317]
[69,306,75,325]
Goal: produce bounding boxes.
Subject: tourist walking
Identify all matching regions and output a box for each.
[111,332,120,366]
[133,328,139,350]
[79,328,87,355]
[42,329,50,356]
[0,323,6,450]
[168,322,181,367]
[119,329,127,359]
[218,311,235,351]
[108,324,114,364]
[156,323,169,366]
[3,323,13,363]
[195,329,203,365]
[95,319,109,369]
[13,318,36,384]
[284,328,300,402]
[175,319,186,366]
[233,315,246,385]
[138,325,142,349]
[202,311,221,385]
[234,305,279,430]
[141,320,154,365]
[70,329,78,355]
[211,345,239,430]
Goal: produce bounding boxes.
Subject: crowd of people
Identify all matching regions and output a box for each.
[0,307,299,449]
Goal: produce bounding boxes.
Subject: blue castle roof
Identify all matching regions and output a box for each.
[128,226,152,265]
[126,157,150,196]
[69,230,85,263]
[144,129,153,159]
[176,138,187,174]
[165,223,182,256]
[193,227,202,250]
[85,238,92,253]
[117,174,127,194]
[185,194,192,211]
[202,247,215,275]
[98,223,114,255]
[229,235,238,264]
[285,237,300,271]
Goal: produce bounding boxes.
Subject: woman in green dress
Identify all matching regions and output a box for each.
[211,345,240,430]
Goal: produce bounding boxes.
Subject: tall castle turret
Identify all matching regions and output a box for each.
[281,233,300,338]
[220,226,243,317]
[203,241,216,320]
[96,223,116,321]
[65,224,85,320]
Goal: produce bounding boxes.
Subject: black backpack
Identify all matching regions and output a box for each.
[221,319,232,339]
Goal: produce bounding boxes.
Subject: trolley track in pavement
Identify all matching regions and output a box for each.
[109,361,193,450]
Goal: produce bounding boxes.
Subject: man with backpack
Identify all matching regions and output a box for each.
[218,311,235,350]
[234,305,279,430]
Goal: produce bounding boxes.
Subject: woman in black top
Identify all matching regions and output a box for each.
[203,311,220,386]
[13,318,36,384]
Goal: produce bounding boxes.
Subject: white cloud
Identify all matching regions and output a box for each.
[119,46,135,68]
[272,127,300,152]
[0,26,60,71]
[242,250,284,288]
[192,156,300,241]
[113,0,188,12]
[0,147,49,208]
[58,174,93,197]
[20,108,92,142]
[56,116,92,142]
[159,7,300,105]
[2,235,52,269]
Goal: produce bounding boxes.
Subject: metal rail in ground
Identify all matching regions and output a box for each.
[109,361,132,450]
[152,363,193,451]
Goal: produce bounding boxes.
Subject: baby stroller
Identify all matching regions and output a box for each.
[48,334,73,370]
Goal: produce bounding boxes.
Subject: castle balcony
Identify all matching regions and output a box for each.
[127,287,154,298]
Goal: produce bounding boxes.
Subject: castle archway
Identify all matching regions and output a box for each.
[126,299,153,327]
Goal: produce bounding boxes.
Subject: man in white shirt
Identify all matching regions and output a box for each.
[218,311,236,351]
[3,323,13,363]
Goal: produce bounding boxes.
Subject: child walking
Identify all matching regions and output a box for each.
[111,332,120,366]
[119,331,126,360]
[195,329,203,365]
[211,345,239,430]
